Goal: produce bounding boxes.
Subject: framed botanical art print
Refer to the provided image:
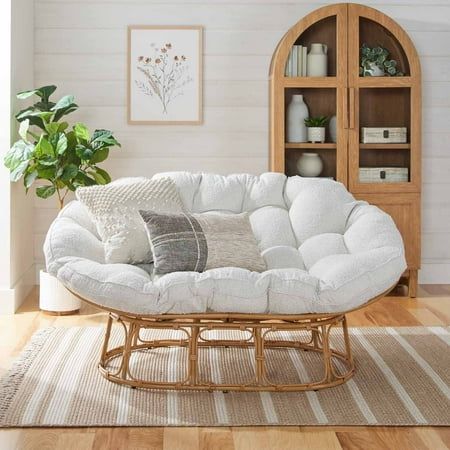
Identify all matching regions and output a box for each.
[128,25,203,124]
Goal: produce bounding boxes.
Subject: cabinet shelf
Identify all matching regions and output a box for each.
[358,76,413,88]
[285,143,337,149]
[283,77,337,88]
[360,143,410,150]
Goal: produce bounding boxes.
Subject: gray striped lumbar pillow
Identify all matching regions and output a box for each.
[139,210,267,275]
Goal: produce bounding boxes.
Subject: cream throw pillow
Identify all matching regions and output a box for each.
[76,177,183,264]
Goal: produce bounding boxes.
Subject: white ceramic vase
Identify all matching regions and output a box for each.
[329,115,337,143]
[286,94,309,143]
[40,270,81,314]
[307,127,326,143]
[307,43,328,77]
[365,62,384,77]
[297,153,323,177]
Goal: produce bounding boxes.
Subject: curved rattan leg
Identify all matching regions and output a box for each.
[100,314,113,367]
[320,324,332,383]
[342,315,353,365]
[254,327,265,385]
[120,321,137,380]
[189,326,199,386]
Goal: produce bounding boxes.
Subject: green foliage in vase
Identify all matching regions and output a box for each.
[4,85,121,209]
[304,116,329,127]
[359,43,404,77]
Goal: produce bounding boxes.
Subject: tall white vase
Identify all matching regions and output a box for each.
[286,94,309,143]
[307,43,328,77]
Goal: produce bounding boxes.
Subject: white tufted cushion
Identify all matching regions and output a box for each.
[45,172,406,315]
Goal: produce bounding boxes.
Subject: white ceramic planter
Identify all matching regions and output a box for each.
[364,62,385,77]
[307,127,326,143]
[40,270,81,314]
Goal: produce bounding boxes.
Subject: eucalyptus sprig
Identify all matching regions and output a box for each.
[4,85,121,209]
[359,43,404,77]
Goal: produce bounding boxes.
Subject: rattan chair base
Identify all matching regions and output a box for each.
[98,312,355,392]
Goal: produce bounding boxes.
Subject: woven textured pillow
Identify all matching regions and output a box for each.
[76,177,183,264]
[139,210,267,275]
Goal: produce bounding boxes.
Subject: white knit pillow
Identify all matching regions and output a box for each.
[76,177,183,264]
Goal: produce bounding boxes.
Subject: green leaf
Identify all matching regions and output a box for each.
[74,171,97,186]
[4,140,34,171]
[91,129,121,148]
[17,85,57,101]
[15,107,46,130]
[90,147,109,164]
[53,105,78,122]
[17,110,54,123]
[60,164,78,181]
[74,123,90,141]
[44,122,61,135]
[36,185,56,199]
[10,161,30,182]
[75,145,94,161]
[24,170,38,188]
[51,95,78,121]
[51,95,75,111]
[55,133,68,155]
[18,119,30,142]
[93,167,111,184]
[90,171,106,185]
[35,136,54,157]
[36,166,56,179]
[38,158,58,167]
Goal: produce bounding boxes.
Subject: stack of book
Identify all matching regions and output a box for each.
[285,45,307,77]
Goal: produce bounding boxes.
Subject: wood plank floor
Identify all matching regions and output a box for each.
[0,285,449,450]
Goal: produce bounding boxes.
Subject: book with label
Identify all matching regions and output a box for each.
[296,45,303,76]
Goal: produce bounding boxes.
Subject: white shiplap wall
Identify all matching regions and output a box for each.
[33,0,450,283]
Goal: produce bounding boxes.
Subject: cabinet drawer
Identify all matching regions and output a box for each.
[353,193,420,269]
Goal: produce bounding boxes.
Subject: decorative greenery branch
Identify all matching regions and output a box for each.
[4,85,121,209]
[360,43,404,77]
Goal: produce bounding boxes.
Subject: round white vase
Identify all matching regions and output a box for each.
[307,127,326,143]
[307,43,328,77]
[329,115,337,143]
[40,270,81,315]
[297,153,323,177]
[286,94,309,143]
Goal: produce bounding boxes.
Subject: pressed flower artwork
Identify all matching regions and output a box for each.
[128,26,202,124]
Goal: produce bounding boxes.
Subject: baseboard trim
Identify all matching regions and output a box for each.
[419,263,450,284]
[0,264,35,314]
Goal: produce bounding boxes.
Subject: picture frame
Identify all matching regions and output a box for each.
[127,25,203,125]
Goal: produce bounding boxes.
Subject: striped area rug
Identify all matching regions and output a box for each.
[0,326,449,427]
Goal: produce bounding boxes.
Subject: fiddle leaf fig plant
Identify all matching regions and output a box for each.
[4,85,121,209]
[359,43,404,77]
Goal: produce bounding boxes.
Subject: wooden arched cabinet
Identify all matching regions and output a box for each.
[269,3,421,296]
